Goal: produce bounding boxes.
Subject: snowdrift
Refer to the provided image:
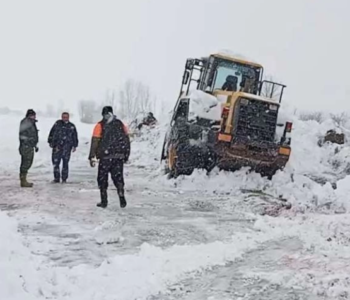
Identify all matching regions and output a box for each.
[132,103,350,213]
[188,90,222,121]
[0,211,53,300]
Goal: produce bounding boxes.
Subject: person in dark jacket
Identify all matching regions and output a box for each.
[48,112,78,183]
[221,75,238,92]
[19,109,39,187]
[137,112,157,130]
[88,106,130,208]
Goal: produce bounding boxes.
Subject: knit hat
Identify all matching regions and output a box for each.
[26,109,36,117]
[101,106,113,116]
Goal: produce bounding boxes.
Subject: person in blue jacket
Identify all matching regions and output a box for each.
[48,112,78,183]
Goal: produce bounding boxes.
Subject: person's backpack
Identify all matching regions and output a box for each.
[99,118,130,158]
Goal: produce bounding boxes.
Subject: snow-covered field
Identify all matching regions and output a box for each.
[2,109,350,300]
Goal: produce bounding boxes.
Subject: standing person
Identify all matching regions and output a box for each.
[88,106,130,208]
[19,109,39,187]
[48,112,78,183]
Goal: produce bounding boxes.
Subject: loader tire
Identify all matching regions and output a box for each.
[261,169,277,180]
[167,143,194,179]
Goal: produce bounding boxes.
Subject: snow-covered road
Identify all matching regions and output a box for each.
[2,113,350,299]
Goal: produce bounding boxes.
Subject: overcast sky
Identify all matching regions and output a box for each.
[0,0,349,115]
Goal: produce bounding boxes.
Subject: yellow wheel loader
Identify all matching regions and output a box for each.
[161,53,292,179]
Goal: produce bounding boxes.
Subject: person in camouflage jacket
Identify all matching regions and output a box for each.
[19,109,39,187]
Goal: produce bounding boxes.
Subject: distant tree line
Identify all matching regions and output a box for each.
[78,79,157,124]
[44,99,73,118]
[0,107,23,116]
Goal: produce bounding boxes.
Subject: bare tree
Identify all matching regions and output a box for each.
[118,79,156,121]
[104,89,117,112]
[46,104,56,118]
[0,107,10,115]
[56,99,65,115]
[299,111,324,123]
[330,112,349,127]
[78,100,99,124]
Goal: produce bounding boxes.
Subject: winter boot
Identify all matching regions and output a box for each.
[97,189,108,208]
[119,195,127,208]
[20,174,33,188]
[52,178,60,183]
[116,183,126,208]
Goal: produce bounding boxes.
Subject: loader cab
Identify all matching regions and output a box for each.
[204,54,263,95]
[179,53,287,104]
[207,55,287,103]
[178,53,264,98]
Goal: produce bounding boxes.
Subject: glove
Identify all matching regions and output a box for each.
[35,147,39,153]
[49,144,53,148]
[89,158,96,167]
[72,147,76,153]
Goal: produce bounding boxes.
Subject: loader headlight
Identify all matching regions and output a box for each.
[279,147,291,156]
[285,122,293,132]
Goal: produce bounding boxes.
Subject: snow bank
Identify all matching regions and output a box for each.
[252,214,350,298]
[129,124,166,169]
[0,211,54,300]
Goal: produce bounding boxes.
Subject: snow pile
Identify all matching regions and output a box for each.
[252,214,350,298]
[189,90,222,121]
[114,98,350,213]
[129,124,166,169]
[216,49,258,63]
[139,103,350,213]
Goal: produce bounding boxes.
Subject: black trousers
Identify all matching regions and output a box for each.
[52,147,71,181]
[97,158,125,197]
[19,146,34,175]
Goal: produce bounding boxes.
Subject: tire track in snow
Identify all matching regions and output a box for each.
[53,230,287,300]
[149,238,320,300]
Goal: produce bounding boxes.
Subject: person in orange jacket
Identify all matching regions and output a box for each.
[88,106,130,208]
